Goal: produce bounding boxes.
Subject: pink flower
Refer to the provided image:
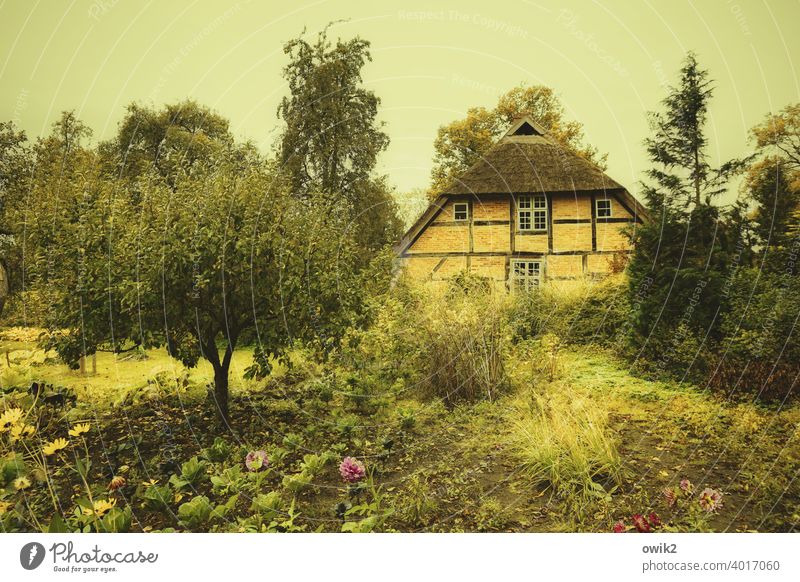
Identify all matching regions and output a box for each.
[662,487,677,507]
[648,513,662,528]
[698,488,723,512]
[680,478,694,493]
[632,513,651,533]
[245,450,269,472]
[339,456,366,483]
[613,520,626,533]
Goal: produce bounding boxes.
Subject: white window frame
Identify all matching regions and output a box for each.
[518,195,547,232]
[453,202,469,222]
[510,259,543,291]
[596,198,612,218]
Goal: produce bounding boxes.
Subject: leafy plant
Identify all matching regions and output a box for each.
[141,483,173,512]
[210,465,245,495]
[178,495,213,529]
[250,491,284,522]
[169,456,208,490]
[202,437,232,463]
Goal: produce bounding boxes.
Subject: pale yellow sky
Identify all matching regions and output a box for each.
[1,0,798,201]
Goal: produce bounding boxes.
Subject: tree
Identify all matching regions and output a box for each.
[642,53,744,210]
[278,26,388,204]
[26,126,372,425]
[277,26,401,263]
[99,100,233,189]
[0,121,30,313]
[627,53,743,376]
[429,84,605,196]
[747,103,800,248]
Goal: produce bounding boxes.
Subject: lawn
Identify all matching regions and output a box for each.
[1,329,798,532]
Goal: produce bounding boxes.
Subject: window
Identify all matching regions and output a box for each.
[511,260,542,291]
[518,195,547,232]
[453,202,469,221]
[596,198,612,218]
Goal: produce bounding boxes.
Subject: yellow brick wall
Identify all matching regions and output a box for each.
[401,257,440,280]
[433,256,468,278]
[473,224,510,253]
[546,254,584,279]
[431,199,465,223]
[473,197,509,220]
[596,222,630,251]
[469,256,506,280]
[586,253,612,275]
[552,223,592,252]
[515,234,548,253]
[597,195,632,219]
[552,193,591,220]
[408,224,469,253]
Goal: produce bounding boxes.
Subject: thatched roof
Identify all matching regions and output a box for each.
[395,116,649,256]
[443,116,624,195]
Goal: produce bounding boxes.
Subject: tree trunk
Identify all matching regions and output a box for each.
[212,363,230,427]
[91,352,97,375]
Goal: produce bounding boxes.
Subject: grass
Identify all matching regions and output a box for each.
[511,384,624,502]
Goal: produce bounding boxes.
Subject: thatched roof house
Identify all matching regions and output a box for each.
[397,116,648,290]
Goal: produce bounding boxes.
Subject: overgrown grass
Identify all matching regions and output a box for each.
[511,382,624,504]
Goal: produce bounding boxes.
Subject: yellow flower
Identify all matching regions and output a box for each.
[82,498,116,517]
[42,438,69,456]
[0,408,24,432]
[142,478,159,488]
[0,501,11,515]
[68,423,91,437]
[8,423,36,442]
[13,476,31,490]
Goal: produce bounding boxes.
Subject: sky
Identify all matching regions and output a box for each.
[1,0,799,205]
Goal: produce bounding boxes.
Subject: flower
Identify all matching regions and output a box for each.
[0,501,11,515]
[13,476,31,490]
[663,487,677,507]
[632,513,651,533]
[109,476,126,491]
[0,408,24,432]
[613,520,626,533]
[68,423,91,437]
[339,456,366,483]
[679,478,694,493]
[42,438,69,456]
[8,423,35,442]
[245,450,270,472]
[83,498,116,518]
[698,488,724,512]
[648,513,662,528]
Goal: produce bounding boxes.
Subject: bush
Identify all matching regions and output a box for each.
[713,268,800,399]
[343,276,511,406]
[510,276,629,346]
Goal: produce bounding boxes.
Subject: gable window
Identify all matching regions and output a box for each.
[596,198,612,218]
[511,260,542,291]
[518,195,547,232]
[453,202,469,222]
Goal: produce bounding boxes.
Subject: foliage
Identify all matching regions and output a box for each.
[642,52,745,210]
[277,26,402,259]
[510,277,628,346]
